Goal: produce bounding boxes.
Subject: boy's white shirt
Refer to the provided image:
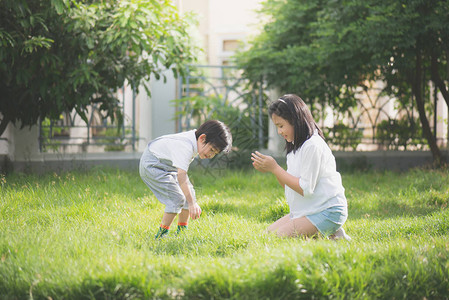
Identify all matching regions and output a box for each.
[285,132,347,219]
[148,130,198,171]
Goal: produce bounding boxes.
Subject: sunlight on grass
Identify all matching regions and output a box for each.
[1,167,448,298]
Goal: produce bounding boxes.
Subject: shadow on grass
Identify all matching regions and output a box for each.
[201,200,265,220]
[28,276,151,300]
[148,235,250,257]
[349,198,447,220]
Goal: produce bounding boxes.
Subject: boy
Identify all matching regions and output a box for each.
[139,120,232,238]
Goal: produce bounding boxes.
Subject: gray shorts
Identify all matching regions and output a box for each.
[139,148,195,213]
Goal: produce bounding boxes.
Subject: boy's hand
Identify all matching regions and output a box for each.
[178,168,201,219]
[189,202,202,220]
[251,151,278,173]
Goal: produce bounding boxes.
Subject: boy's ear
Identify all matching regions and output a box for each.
[199,133,207,142]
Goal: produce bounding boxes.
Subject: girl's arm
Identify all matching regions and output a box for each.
[251,151,304,196]
[177,168,202,219]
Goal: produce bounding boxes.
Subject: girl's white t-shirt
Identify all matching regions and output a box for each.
[285,132,346,219]
[148,130,198,171]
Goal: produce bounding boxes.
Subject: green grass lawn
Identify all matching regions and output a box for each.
[1,166,448,299]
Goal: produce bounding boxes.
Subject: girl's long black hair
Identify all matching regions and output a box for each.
[268,94,324,154]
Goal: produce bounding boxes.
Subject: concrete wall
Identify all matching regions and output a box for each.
[334,150,447,172]
[6,152,141,174]
[137,70,178,152]
[1,105,446,174]
[2,149,447,174]
[179,0,262,65]
[0,124,10,156]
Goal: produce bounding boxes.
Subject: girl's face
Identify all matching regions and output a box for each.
[271,113,294,143]
[197,134,220,159]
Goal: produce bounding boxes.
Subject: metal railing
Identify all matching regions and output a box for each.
[39,86,137,153]
[177,65,267,150]
[37,66,448,155]
[178,66,448,153]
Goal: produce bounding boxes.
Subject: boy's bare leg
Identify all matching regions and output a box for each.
[161,212,177,227]
[155,212,177,239]
[176,209,190,234]
[177,209,190,224]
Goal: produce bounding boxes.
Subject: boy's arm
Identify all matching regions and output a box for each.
[177,168,202,219]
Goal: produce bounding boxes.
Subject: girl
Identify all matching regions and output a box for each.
[251,94,350,239]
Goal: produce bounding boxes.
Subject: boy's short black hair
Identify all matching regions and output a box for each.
[195,120,232,154]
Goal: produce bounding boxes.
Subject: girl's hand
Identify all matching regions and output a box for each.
[251,151,279,173]
[189,202,202,220]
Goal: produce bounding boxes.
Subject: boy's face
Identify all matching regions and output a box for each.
[198,134,220,159]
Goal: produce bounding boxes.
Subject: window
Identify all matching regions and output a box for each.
[222,39,240,52]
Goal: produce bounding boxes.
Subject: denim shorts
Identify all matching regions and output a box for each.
[305,205,348,236]
[139,148,194,213]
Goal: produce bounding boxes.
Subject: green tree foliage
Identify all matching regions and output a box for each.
[0,0,197,136]
[237,0,449,164]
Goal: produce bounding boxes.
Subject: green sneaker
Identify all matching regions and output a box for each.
[155,227,169,239]
[176,224,188,235]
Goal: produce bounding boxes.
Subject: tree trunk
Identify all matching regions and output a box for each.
[413,53,442,166]
[430,54,449,107]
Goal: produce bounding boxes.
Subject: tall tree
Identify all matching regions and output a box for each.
[237,0,449,164]
[0,0,197,137]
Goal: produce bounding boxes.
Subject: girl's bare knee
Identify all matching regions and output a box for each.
[267,224,276,233]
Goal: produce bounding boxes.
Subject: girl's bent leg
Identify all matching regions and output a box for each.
[275,216,318,238]
[268,214,291,233]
